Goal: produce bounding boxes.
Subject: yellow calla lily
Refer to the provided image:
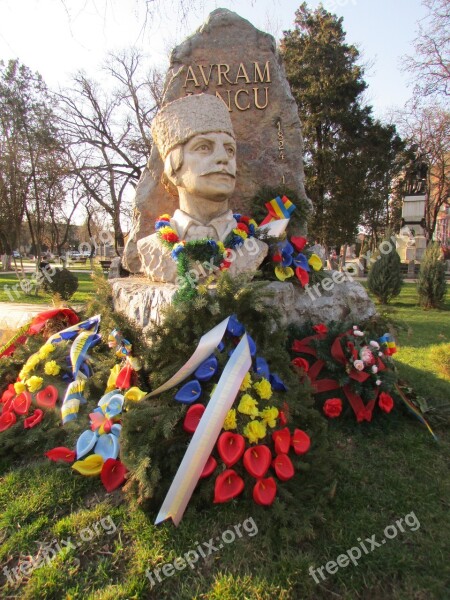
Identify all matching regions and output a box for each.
[72,454,104,476]
[105,364,121,393]
[124,386,147,402]
[275,266,294,281]
[308,253,322,271]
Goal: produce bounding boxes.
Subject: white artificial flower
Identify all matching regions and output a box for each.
[376,379,382,386]
[353,330,364,337]
[370,341,380,349]
[354,360,365,371]
[372,365,378,374]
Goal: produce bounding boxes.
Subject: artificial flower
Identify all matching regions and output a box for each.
[360,346,374,365]
[308,253,322,271]
[313,324,328,334]
[353,330,364,337]
[295,266,309,287]
[369,340,380,349]
[253,378,273,400]
[25,354,40,370]
[38,344,55,360]
[159,226,179,243]
[124,386,146,402]
[372,365,378,374]
[375,379,382,386]
[357,407,373,423]
[259,406,279,428]
[293,253,310,271]
[243,419,267,444]
[24,409,44,429]
[223,408,237,430]
[323,398,343,418]
[291,357,309,372]
[378,392,394,414]
[217,241,226,254]
[353,360,365,371]
[13,381,26,394]
[275,266,294,281]
[238,394,259,418]
[106,364,121,392]
[44,360,61,376]
[290,236,307,252]
[233,227,248,239]
[18,366,31,380]
[239,372,252,391]
[0,410,17,431]
[26,376,44,393]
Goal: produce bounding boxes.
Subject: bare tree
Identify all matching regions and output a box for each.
[57,51,162,252]
[395,104,450,241]
[403,0,450,99]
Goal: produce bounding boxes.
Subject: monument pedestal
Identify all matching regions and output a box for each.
[110,274,376,333]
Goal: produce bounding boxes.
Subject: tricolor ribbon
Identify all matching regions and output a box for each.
[155,333,252,526]
[260,195,296,225]
[61,378,86,424]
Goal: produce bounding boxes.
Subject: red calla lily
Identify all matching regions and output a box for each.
[1,397,14,414]
[45,447,76,463]
[24,409,44,429]
[295,267,309,287]
[1,385,15,404]
[217,432,245,467]
[115,363,134,390]
[291,429,311,455]
[200,455,217,479]
[214,469,244,503]
[243,445,272,478]
[290,237,307,252]
[278,410,288,426]
[36,386,59,409]
[272,453,295,481]
[13,391,32,415]
[183,404,205,434]
[253,477,277,506]
[272,428,291,454]
[101,458,127,492]
[0,410,17,431]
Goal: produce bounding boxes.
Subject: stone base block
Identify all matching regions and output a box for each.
[110,272,376,332]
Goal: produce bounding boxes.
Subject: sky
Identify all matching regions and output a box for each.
[0,0,427,120]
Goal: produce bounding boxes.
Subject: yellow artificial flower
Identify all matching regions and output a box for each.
[239,371,252,391]
[18,366,31,380]
[243,419,267,444]
[223,408,237,431]
[105,364,121,393]
[308,253,323,271]
[233,228,248,239]
[124,387,147,402]
[237,394,259,419]
[248,219,258,228]
[25,354,40,370]
[127,356,142,371]
[13,381,26,394]
[217,241,225,254]
[160,213,171,220]
[26,376,44,393]
[253,378,273,400]
[38,343,55,360]
[159,225,175,236]
[44,360,61,376]
[274,266,294,281]
[259,406,279,428]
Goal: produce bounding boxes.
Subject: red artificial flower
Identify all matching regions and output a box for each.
[219,260,232,270]
[24,409,44,429]
[272,427,291,454]
[200,455,217,479]
[45,447,76,463]
[290,236,307,252]
[346,341,358,360]
[295,267,309,287]
[237,222,249,234]
[183,404,205,434]
[356,407,373,423]
[291,429,311,455]
[0,410,17,432]
[378,392,394,414]
[272,253,283,263]
[278,410,288,426]
[253,477,277,506]
[272,453,295,481]
[243,445,272,478]
[162,231,179,243]
[101,458,127,492]
[1,384,15,404]
[36,385,59,409]
[291,357,309,372]
[291,339,305,353]
[239,216,250,224]
[1,397,14,415]
[217,432,245,467]
[214,469,245,503]
[115,363,134,390]
[13,391,32,415]
[323,398,343,418]
[313,324,328,334]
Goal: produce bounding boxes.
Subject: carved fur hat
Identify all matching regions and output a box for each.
[150,93,235,159]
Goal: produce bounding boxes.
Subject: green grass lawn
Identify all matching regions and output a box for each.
[0,284,449,599]
[0,270,99,305]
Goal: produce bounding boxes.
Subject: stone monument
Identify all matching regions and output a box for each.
[111,9,376,331]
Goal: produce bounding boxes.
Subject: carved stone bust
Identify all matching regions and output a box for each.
[136,94,268,284]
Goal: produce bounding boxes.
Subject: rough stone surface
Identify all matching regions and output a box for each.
[110,277,178,331]
[123,8,308,273]
[110,274,376,332]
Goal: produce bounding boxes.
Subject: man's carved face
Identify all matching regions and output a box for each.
[172,132,236,202]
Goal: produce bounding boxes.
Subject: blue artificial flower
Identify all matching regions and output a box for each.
[248,223,256,235]
[293,253,311,271]
[155,220,169,230]
[171,245,185,260]
[233,213,242,221]
[207,239,218,252]
[230,235,245,248]
[278,240,294,267]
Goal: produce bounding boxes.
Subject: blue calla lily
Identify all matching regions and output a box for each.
[255,356,270,379]
[293,253,311,271]
[270,373,288,392]
[174,380,202,404]
[247,335,257,357]
[227,315,245,337]
[195,355,219,382]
